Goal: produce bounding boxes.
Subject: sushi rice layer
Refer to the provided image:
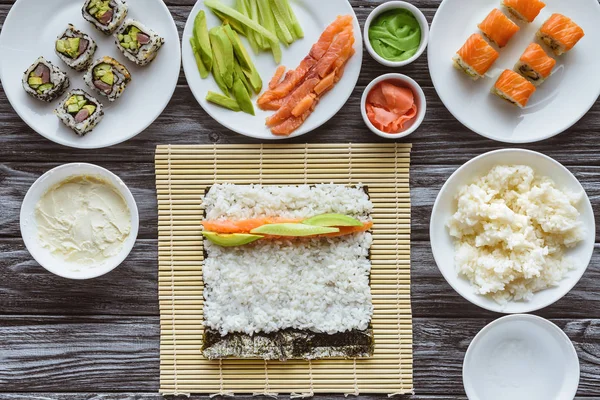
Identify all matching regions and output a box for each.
[203,184,374,336]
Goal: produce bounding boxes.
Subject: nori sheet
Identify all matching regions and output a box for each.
[202,184,374,360]
[202,328,375,361]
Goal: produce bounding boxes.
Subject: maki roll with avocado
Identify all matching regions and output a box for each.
[84,56,132,101]
[22,57,70,102]
[115,20,165,66]
[55,24,98,72]
[82,0,128,35]
[55,89,104,136]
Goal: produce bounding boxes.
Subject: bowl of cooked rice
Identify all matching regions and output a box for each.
[430,148,595,314]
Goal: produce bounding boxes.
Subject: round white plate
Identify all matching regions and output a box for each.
[182,0,363,140]
[20,163,139,280]
[0,0,181,149]
[428,0,600,143]
[463,314,580,400]
[430,149,595,314]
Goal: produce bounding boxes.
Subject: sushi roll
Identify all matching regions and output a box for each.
[115,19,165,66]
[22,57,70,102]
[478,8,520,48]
[84,56,132,101]
[453,34,500,80]
[537,14,585,56]
[514,43,556,86]
[55,24,98,72]
[492,69,536,108]
[82,0,128,35]
[55,89,104,136]
[501,0,546,23]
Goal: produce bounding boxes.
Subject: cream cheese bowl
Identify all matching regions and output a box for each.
[20,163,139,280]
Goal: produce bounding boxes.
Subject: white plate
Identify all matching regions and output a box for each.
[430,149,595,314]
[20,163,139,280]
[463,314,580,400]
[0,0,181,149]
[428,0,600,143]
[182,0,362,140]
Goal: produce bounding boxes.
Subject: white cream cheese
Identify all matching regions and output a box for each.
[35,175,131,265]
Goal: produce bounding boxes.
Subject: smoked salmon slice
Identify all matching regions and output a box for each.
[291,93,316,117]
[537,13,585,55]
[502,0,546,23]
[268,65,287,89]
[478,8,520,48]
[271,97,318,136]
[309,15,353,60]
[265,77,320,127]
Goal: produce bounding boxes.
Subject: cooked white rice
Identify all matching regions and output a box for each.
[447,165,585,304]
[203,184,374,336]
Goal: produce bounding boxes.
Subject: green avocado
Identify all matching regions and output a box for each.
[28,76,43,86]
[250,223,340,237]
[206,91,240,112]
[231,78,254,116]
[303,214,363,227]
[209,26,234,89]
[37,83,54,93]
[202,231,263,247]
[83,104,96,114]
[193,10,213,71]
[100,70,114,85]
[223,24,252,71]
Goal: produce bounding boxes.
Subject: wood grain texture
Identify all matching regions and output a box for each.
[1,0,599,397]
[1,316,599,396]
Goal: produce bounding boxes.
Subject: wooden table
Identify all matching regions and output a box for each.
[1,1,598,399]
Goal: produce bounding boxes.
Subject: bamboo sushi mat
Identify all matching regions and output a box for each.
[156,143,413,396]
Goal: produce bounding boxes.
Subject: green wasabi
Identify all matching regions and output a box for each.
[368,9,421,62]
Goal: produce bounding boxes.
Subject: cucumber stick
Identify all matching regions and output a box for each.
[204,0,279,43]
[257,0,281,63]
[270,0,294,44]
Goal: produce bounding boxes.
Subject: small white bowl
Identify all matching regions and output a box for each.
[361,73,426,139]
[463,314,580,400]
[20,163,139,280]
[364,1,429,67]
[430,149,595,314]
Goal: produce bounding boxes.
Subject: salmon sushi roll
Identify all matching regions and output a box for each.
[492,69,536,108]
[478,9,520,48]
[501,0,545,23]
[453,34,500,80]
[537,14,585,56]
[514,43,556,85]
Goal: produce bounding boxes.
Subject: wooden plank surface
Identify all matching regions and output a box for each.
[0,0,599,398]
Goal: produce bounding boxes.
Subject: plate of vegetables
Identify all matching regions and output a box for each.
[182,0,363,139]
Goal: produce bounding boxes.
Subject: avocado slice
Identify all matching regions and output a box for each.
[193,10,213,71]
[56,40,67,54]
[212,27,234,89]
[232,78,254,115]
[66,95,78,106]
[83,104,96,115]
[223,24,252,71]
[37,83,54,93]
[202,231,263,247]
[303,214,363,227]
[210,51,230,95]
[100,70,114,85]
[206,91,240,112]
[67,103,81,113]
[190,37,209,79]
[28,76,43,86]
[234,62,253,95]
[250,223,339,237]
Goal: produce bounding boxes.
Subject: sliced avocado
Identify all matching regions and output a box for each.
[243,66,262,94]
[83,104,96,114]
[28,76,43,86]
[56,40,67,54]
[250,223,339,237]
[223,24,252,71]
[234,62,253,95]
[302,214,363,227]
[223,26,262,92]
[210,51,229,95]
[77,95,85,101]
[232,78,254,115]
[194,10,213,71]
[129,25,141,35]
[65,38,80,57]
[202,231,263,247]
[100,70,114,85]
[77,100,87,109]
[206,91,240,111]
[209,26,234,89]
[66,95,78,106]
[190,37,209,79]
[67,103,80,113]
[37,83,53,93]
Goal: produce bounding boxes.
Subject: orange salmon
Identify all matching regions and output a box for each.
[537,13,584,55]
[478,8,520,48]
[493,69,536,108]
[502,0,545,22]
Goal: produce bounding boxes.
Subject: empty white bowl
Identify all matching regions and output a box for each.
[364,1,429,67]
[463,314,580,400]
[20,163,139,280]
[361,73,426,139]
[430,149,595,313]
